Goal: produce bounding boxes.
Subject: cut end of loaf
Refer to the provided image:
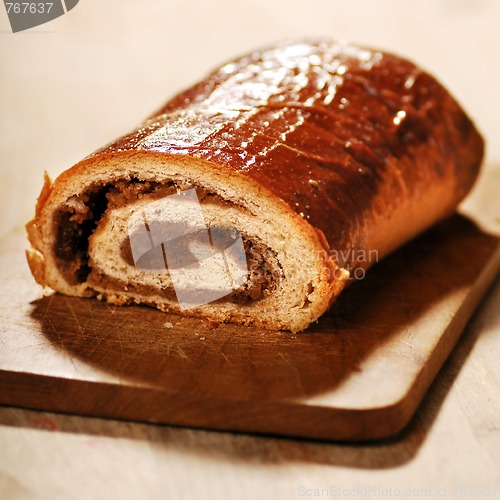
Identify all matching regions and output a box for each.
[26,152,349,332]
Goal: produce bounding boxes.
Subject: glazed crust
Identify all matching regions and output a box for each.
[26,39,484,331]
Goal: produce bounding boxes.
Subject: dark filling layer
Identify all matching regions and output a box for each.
[54,187,110,284]
[53,180,282,302]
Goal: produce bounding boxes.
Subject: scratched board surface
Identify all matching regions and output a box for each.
[0,214,499,441]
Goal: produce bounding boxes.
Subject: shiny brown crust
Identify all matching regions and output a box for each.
[26,39,484,331]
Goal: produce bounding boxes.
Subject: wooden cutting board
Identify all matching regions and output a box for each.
[0,214,498,441]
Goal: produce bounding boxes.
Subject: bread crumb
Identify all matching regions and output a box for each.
[164,321,174,329]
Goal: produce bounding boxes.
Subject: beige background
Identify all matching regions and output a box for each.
[1,1,499,499]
